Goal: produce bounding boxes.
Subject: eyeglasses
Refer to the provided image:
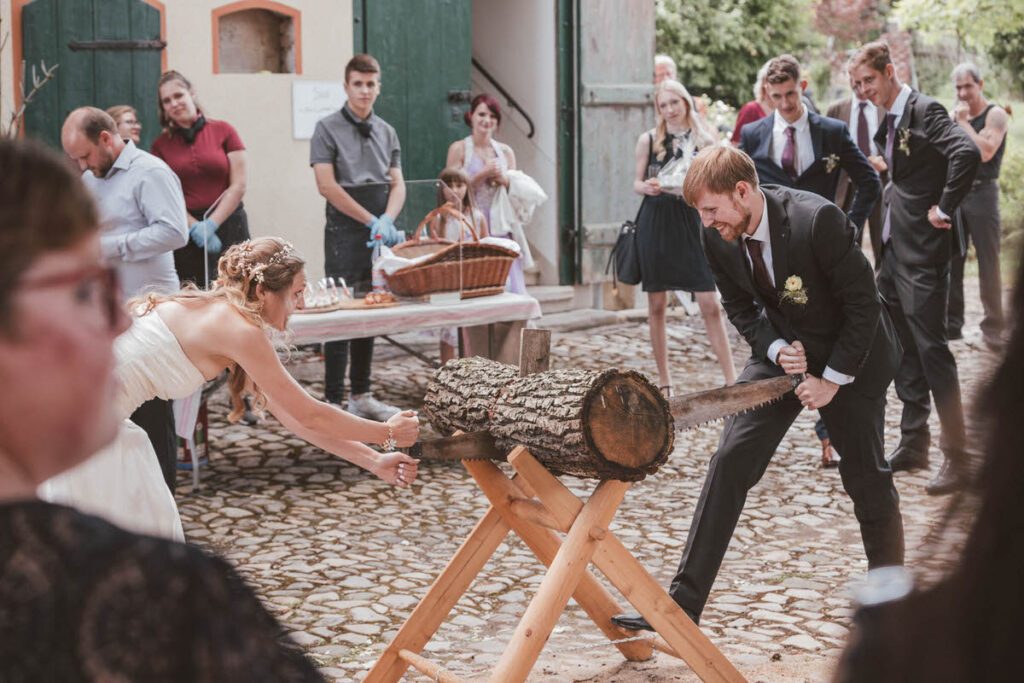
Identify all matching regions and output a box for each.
[19,266,125,332]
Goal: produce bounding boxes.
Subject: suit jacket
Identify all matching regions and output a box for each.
[739,111,880,231]
[873,90,981,266]
[827,97,889,211]
[701,186,900,397]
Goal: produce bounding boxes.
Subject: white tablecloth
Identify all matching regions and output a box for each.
[287,292,543,345]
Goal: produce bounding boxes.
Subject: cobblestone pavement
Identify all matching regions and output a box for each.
[177,278,1002,682]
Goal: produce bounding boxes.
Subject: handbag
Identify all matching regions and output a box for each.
[605,204,643,289]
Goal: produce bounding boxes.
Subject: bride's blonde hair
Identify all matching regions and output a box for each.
[132,237,306,422]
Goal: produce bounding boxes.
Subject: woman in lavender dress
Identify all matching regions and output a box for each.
[446,93,524,293]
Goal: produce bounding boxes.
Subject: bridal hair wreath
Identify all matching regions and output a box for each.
[132,236,306,422]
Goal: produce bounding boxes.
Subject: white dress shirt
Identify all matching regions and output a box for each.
[771,108,814,176]
[746,192,855,386]
[849,97,880,156]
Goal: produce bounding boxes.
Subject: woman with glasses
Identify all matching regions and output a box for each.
[106,104,143,145]
[0,138,326,679]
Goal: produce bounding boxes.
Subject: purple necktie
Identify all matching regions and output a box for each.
[857,101,871,156]
[881,113,898,243]
[744,237,775,299]
[781,126,798,180]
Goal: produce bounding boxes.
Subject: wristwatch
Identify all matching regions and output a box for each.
[382,424,397,451]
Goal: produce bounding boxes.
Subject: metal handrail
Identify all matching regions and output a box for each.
[471,57,536,139]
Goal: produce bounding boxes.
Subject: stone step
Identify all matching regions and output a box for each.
[526,285,576,315]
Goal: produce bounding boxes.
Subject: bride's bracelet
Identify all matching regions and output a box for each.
[382,423,397,451]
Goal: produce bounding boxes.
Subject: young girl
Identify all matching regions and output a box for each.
[433,168,488,362]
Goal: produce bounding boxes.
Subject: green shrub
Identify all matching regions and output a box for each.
[999,143,1024,248]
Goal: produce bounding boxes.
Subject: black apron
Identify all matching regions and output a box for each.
[324,184,389,294]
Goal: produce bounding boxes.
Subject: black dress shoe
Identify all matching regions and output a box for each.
[611,613,655,632]
[887,445,929,472]
[925,458,966,495]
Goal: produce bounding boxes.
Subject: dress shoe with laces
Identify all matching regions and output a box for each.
[612,609,699,631]
[887,445,929,472]
[925,457,967,495]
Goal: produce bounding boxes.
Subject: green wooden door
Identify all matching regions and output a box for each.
[21,0,163,149]
[353,0,472,234]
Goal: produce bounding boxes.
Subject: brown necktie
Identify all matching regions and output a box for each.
[744,238,775,299]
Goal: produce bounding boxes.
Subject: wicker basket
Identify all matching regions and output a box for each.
[386,206,518,299]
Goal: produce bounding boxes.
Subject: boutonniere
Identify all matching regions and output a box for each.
[897,128,911,156]
[780,275,808,306]
[823,153,840,174]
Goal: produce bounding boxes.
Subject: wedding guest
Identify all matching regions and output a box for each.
[654,53,677,84]
[850,41,980,495]
[431,167,488,363]
[151,70,250,288]
[730,60,774,145]
[632,80,736,393]
[836,247,1024,682]
[61,107,187,492]
[947,62,1008,348]
[446,93,523,293]
[828,65,889,264]
[0,137,323,681]
[311,53,405,419]
[106,104,142,145]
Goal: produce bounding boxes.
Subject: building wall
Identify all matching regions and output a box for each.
[471,0,560,286]
[167,0,351,278]
[1,0,15,130]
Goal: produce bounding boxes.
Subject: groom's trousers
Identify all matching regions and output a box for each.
[667,358,905,621]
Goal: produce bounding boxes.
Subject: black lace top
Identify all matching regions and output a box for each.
[0,501,324,682]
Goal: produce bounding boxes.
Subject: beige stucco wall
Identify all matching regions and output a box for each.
[472,0,560,286]
[164,0,352,279]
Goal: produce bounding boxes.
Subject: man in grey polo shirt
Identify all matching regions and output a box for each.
[62,107,188,492]
[311,53,406,420]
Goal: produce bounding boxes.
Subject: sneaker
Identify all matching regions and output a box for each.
[347,393,402,421]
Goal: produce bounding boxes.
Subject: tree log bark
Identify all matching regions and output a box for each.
[423,358,674,481]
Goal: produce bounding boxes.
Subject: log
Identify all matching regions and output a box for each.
[423,358,674,481]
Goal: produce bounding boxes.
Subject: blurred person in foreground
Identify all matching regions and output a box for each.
[836,246,1024,681]
[0,137,324,681]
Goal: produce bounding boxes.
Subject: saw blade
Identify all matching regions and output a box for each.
[668,374,802,431]
[408,430,502,461]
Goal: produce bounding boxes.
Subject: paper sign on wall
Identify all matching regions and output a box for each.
[292,80,346,140]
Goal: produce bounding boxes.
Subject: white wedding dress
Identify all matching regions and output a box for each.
[39,312,206,542]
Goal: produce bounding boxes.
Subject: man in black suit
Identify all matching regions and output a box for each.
[828,68,889,264]
[740,54,881,467]
[850,42,980,495]
[612,147,904,630]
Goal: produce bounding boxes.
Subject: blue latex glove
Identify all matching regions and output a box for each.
[189,219,222,253]
[366,214,402,247]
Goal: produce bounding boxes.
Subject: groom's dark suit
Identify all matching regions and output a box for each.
[668,186,905,621]
[873,89,979,461]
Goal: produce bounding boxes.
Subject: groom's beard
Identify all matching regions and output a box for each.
[713,200,753,242]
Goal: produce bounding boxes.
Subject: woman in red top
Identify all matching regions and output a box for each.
[151,70,249,287]
[729,60,774,145]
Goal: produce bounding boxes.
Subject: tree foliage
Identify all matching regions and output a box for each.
[892,0,1024,54]
[656,0,819,107]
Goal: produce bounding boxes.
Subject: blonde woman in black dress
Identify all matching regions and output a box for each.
[633,80,736,393]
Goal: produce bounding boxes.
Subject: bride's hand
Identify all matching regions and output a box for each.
[387,410,419,447]
[373,451,419,488]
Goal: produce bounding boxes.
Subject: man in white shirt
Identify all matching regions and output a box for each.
[62,107,189,492]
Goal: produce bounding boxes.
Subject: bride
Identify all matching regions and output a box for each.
[39,237,420,541]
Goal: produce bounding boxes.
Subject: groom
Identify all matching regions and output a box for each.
[613,146,904,629]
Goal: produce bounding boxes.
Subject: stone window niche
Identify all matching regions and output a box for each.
[213,1,302,74]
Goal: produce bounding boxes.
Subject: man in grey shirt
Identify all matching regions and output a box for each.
[310,53,406,420]
[62,107,188,492]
